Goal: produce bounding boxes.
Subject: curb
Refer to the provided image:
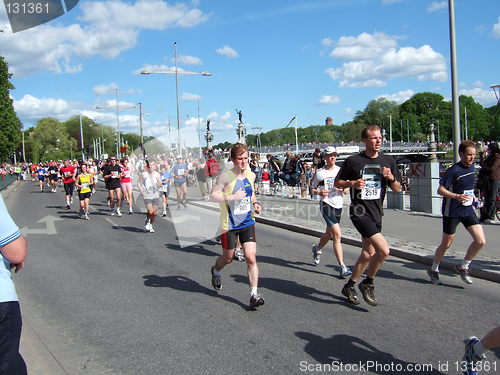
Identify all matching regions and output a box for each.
[187,199,500,284]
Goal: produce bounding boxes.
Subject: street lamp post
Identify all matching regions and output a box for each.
[141,43,211,157]
[448,0,461,162]
[79,114,85,161]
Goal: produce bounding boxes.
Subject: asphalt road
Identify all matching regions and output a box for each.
[5,180,500,375]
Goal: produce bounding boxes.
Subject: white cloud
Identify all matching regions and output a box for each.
[216,45,239,58]
[427,1,447,13]
[474,81,484,87]
[93,83,119,95]
[1,0,209,77]
[343,107,354,116]
[181,92,202,101]
[318,95,341,105]
[493,17,500,38]
[321,37,334,47]
[325,32,447,87]
[376,89,415,103]
[133,64,188,74]
[173,55,203,65]
[459,88,498,107]
[14,95,76,121]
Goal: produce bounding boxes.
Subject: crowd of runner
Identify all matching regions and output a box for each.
[3,126,499,375]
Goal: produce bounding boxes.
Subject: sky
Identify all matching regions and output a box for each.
[1,0,499,149]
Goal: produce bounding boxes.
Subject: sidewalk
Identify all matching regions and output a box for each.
[182,184,500,283]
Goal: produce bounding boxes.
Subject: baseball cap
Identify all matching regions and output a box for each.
[324,146,337,155]
[176,155,182,159]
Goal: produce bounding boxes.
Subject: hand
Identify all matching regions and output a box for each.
[253,202,262,214]
[231,188,247,201]
[10,261,24,273]
[455,193,468,203]
[320,190,330,197]
[351,179,365,189]
[382,167,394,181]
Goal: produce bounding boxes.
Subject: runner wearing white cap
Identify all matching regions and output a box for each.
[310,146,352,278]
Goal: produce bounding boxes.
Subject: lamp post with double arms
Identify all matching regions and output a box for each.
[141,43,211,156]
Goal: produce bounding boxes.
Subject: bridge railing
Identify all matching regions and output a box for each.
[0,173,16,191]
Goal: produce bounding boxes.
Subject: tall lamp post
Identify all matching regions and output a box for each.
[284,116,299,153]
[491,84,500,105]
[448,0,461,162]
[141,43,211,156]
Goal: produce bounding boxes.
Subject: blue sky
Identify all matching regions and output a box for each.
[1,0,499,148]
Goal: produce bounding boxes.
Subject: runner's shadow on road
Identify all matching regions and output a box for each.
[231,275,369,312]
[296,332,446,375]
[110,225,145,233]
[142,274,250,310]
[258,255,333,277]
[164,242,219,257]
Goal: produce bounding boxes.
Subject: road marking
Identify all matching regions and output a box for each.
[20,215,64,236]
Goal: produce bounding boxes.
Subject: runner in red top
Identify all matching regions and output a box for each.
[120,158,134,214]
[59,160,76,209]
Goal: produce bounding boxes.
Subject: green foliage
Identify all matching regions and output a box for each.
[0,57,22,161]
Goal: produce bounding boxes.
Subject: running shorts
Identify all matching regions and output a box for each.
[121,182,133,192]
[79,192,91,200]
[220,224,256,250]
[108,179,121,190]
[161,188,170,197]
[443,214,480,235]
[38,176,45,181]
[143,198,159,207]
[320,201,342,227]
[64,182,74,196]
[351,217,382,239]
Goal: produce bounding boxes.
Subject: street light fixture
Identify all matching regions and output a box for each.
[141,42,211,156]
[491,84,500,105]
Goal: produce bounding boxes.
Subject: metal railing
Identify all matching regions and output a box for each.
[0,173,16,191]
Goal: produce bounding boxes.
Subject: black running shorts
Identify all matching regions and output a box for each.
[442,214,480,235]
[351,217,382,239]
[220,225,256,250]
[64,182,74,196]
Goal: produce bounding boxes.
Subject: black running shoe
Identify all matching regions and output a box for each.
[341,284,360,305]
[358,282,377,306]
[211,266,221,291]
[250,293,265,308]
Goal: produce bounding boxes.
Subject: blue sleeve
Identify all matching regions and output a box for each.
[439,166,454,188]
[0,195,21,247]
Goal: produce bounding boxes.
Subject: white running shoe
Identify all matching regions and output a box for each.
[110,209,115,216]
[85,214,89,220]
[116,208,122,217]
[149,226,155,233]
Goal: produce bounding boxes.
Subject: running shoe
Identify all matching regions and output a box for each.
[129,208,133,214]
[149,226,155,233]
[162,213,167,217]
[233,248,245,262]
[116,208,122,217]
[215,235,221,244]
[144,219,151,232]
[211,266,221,291]
[427,268,442,285]
[312,244,322,265]
[358,282,377,306]
[341,284,360,305]
[249,293,265,308]
[340,265,352,279]
[182,200,188,208]
[70,197,73,204]
[462,336,486,375]
[85,214,90,220]
[79,208,84,218]
[110,209,115,216]
[66,204,70,210]
[456,265,473,284]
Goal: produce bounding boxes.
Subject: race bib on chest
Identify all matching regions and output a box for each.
[82,182,89,189]
[124,170,131,178]
[111,171,119,178]
[177,169,185,176]
[64,171,71,177]
[50,170,56,174]
[361,165,382,200]
[324,177,335,191]
[462,189,474,206]
[234,197,251,215]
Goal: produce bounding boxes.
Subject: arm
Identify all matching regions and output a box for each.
[250,172,262,214]
[210,173,246,202]
[1,236,27,273]
[382,167,402,192]
[437,185,468,204]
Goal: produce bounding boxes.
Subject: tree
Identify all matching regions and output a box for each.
[400,92,447,139]
[459,95,490,140]
[0,57,22,161]
[29,118,77,162]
